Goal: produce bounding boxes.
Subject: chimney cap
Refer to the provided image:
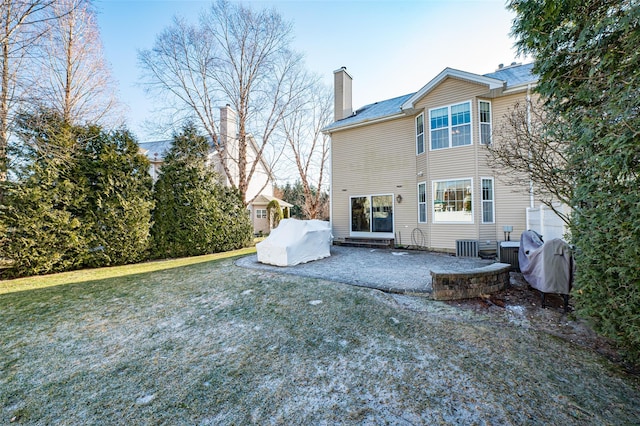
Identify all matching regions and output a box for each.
[333,66,353,78]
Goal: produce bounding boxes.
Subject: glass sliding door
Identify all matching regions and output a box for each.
[350,194,394,237]
[351,196,370,232]
[371,195,393,232]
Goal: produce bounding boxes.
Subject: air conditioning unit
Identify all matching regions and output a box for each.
[456,240,479,257]
[498,241,520,271]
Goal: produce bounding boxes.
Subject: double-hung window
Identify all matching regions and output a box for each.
[416,113,425,154]
[481,178,494,223]
[430,101,472,150]
[418,182,427,223]
[479,100,492,145]
[256,209,267,219]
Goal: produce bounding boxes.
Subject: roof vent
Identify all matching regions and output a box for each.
[498,63,504,69]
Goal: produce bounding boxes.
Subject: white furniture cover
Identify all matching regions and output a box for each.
[256,219,332,266]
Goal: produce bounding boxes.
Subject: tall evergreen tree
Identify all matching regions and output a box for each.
[78,126,153,266]
[151,123,251,259]
[0,111,87,277]
[509,0,640,361]
[0,111,154,277]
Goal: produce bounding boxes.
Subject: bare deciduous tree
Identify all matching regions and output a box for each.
[138,0,307,205]
[0,0,58,184]
[487,97,575,224]
[280,78,331,219]
[36,0,121,126]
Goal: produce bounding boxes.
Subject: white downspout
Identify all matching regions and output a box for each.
[527,83,535,209]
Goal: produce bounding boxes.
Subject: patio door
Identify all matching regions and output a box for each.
[350,194,394,238]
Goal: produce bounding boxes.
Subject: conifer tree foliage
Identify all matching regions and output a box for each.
[78,126,153,267]
[151,123,251,259]
[0,111,154,277]
[509,0,640,361]
[0,112,87,277]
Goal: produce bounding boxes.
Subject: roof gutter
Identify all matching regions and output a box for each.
[322,111,408,134]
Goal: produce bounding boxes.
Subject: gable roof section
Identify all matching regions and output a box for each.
[251,194,293,208]
[323,63,537,134]
[322,93,414,132]
[138,140,172,161]
[401,67,505,111]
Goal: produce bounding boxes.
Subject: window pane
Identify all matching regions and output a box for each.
[430,107,448,129]
[433,179,473,223]
[479,101,491,123]
[482,202,493,223]
[452,123,471,146]
[416,114,424,134]
[451,103,470,126]
[431,128,448,150]
[372,195,393,232]
[480,123,491,145]
[417,133,424,154]
[351,197,370,232]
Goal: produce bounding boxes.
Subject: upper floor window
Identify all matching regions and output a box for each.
[479,100,492,145]
[416,113,425,154]
[430,101,472,150]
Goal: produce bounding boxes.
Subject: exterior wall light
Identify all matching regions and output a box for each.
[396,194,403,203]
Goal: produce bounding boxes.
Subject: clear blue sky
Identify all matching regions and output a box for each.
[96,0,523,142]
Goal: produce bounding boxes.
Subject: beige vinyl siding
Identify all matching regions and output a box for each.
[484,91,531,243]
[330,116,416,241]
[417,78,489,251]
[329,74,537,252]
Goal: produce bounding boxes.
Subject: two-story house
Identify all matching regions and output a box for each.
[323,63,538,255]
[139,105,291,235]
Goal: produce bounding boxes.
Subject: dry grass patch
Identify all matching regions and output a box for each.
[1,256,639,424]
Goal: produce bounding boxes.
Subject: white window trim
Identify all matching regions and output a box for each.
[417,182,427,223]
[428,100,473,151]
[481,177,495,224]
[478,100,492,145]
[416,112,425,155]
[256,209,267,219]
[431,177,475,224]
[349,193,395,238]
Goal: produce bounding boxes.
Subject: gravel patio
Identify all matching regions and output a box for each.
[236,245,495,294]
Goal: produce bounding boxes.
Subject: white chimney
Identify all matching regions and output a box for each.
[333,67,353,121]
[220,104,237,148]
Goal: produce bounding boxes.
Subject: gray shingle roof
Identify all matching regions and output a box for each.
[324,63,536,133]
[323,93,414,132]
[483,62,537,87]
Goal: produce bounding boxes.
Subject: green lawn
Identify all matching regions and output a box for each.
[0,247,256,295]
[1,253,639,424]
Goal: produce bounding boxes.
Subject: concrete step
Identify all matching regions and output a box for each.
[335,238,395,249]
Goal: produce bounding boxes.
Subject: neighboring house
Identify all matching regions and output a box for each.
[138,105,291,234]
[323,63,540,254]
